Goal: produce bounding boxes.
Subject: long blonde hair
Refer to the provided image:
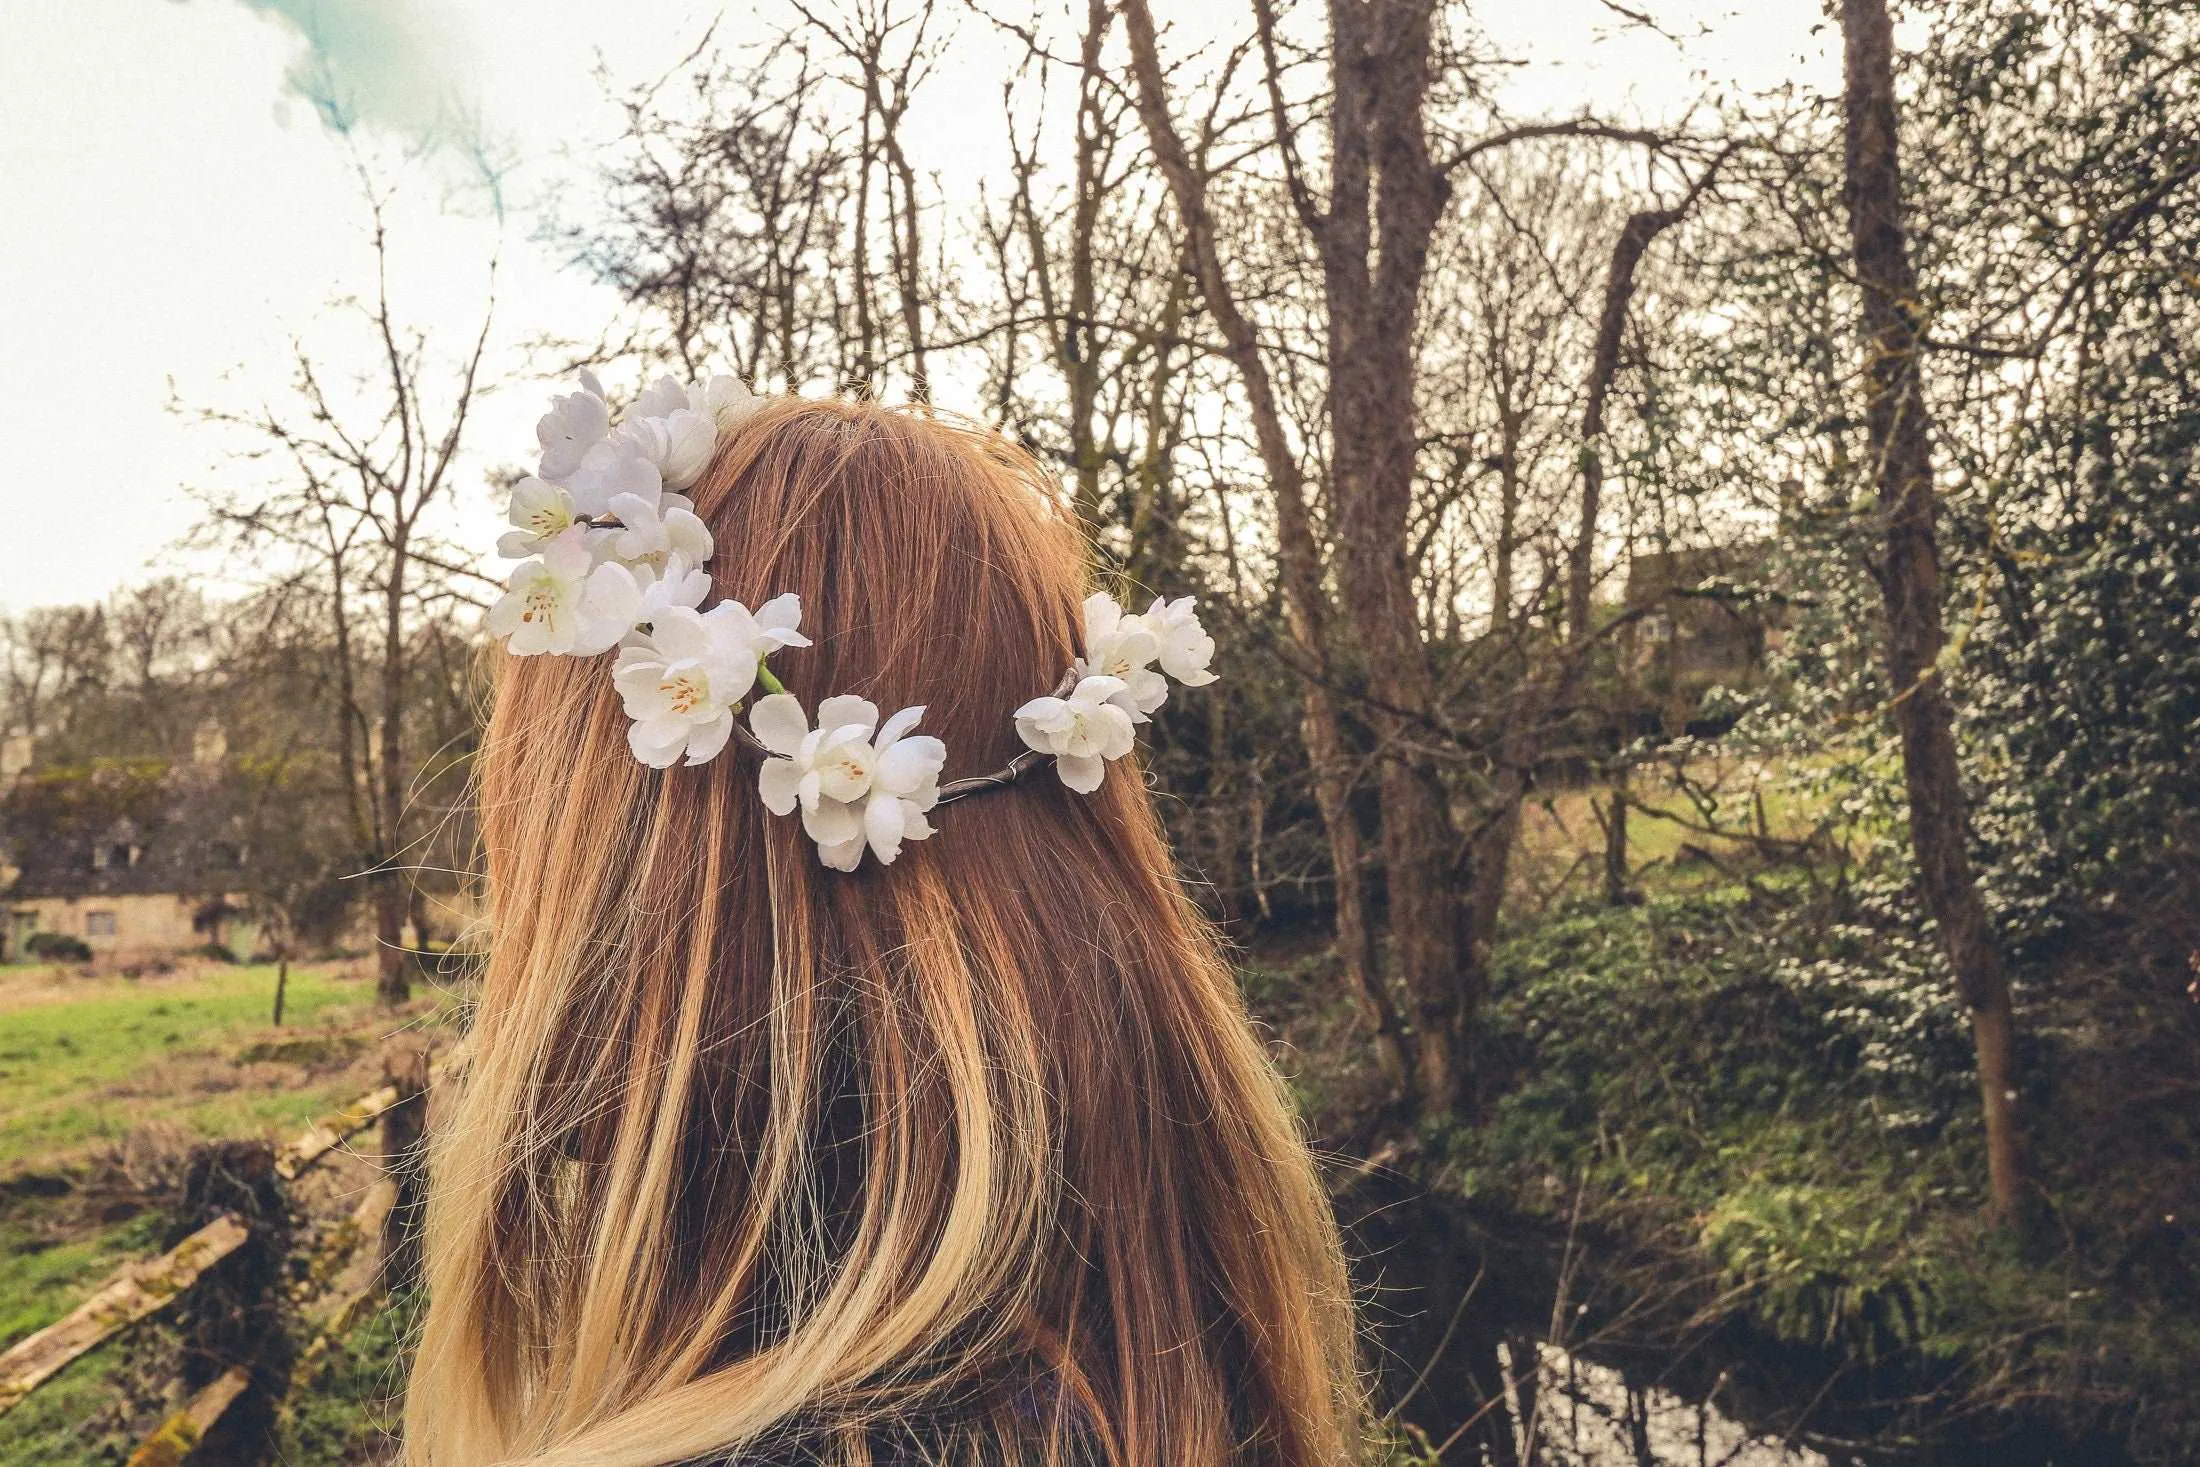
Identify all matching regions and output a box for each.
[408,399,1363,1466]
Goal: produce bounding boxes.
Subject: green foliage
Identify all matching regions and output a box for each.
[21,933,91,964]
[275,1291,422,1465]
[1961,410,2200,949]
[1699,1184,1936,1359]
[0,760,174,845]
[0,1337,135,1467]
[0,1211,163,1350]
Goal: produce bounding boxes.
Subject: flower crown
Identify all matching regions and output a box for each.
[488,372,1219,870]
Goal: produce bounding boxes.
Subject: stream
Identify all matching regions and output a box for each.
[1342,1177,2134,1467]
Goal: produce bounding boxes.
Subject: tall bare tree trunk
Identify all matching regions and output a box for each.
[1316,0,1468,1109]
[1569,155,1728,643]
[1840,0,2025,1222]
[1123,0,1410,1098]
[1572,210,1674,642]
[374,526,410,1007]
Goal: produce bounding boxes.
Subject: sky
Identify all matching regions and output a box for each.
[0,0,1837,614]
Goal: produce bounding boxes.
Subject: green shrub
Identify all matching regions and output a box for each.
[23,932,92,963]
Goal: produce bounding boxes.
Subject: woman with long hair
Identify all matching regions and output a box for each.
[406,383,1364,1466]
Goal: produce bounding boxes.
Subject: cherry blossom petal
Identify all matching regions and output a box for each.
[865,792,908,864]
[877,734,946,798]
[815,695,880,736]
[817,833,867,872]
[683,711,736,765]
[802,795,863,847]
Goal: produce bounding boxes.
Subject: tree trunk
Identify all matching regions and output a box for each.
[1839,0,2026,1223]
[1603,772,1630,908]
[1122,0,1411,1099]
[1493,410,1523,632]
[374,523,410,1008]
[271,955,288,1028]
[1570,155,1729,643]
[1572,208,1678,642]
[1317,0,1468,1110]
[379,1041,431,1296]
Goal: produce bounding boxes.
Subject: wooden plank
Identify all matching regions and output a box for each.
[123,1364,253,1467]
[274,1083,400,1180]
[272,1040,468,1180]
[0,1214,250,1415]
[0,1039,469,1416]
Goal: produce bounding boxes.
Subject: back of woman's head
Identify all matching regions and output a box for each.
[410,398,1361,1467]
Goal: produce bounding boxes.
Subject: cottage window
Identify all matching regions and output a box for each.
[85,911,118,938]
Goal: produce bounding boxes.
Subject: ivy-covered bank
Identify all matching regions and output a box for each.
[1261,868,2200,1464]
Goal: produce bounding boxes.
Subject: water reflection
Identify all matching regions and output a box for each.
[1472,1343,1830,1467]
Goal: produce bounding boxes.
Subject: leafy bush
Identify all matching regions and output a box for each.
[23,932,92,963]
[1962,446,2200,951]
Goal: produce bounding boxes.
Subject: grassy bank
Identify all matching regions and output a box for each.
[1261,849,2200,1461]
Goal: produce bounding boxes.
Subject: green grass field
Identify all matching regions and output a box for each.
[0,962,393,1177]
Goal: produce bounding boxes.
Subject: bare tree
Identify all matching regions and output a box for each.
[1123,0,1414,1096]
[1127,0,1686,1109]
[580,35,856,389]
[789,0,946,401]
[192,167,497,1007]
[1567,150,1732,645]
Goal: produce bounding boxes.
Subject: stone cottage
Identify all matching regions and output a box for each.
[0,725,256,962]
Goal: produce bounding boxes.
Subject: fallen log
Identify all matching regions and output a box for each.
[0,1214,250,1414]
[122,1365,253,1467]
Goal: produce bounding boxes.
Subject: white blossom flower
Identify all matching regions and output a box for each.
[611,595,807,768]
[497,477,579,559]
[751,695,945,868]
[617,403,719,491]
[608,611,745,767]
[854,706,947,867]
[1076,593,1169,717]
[1139,595,1217,686]
[563,437,663,519]
[630,375,693,420]
[1014,674,1139,793]
[536,370,611,481]
[487,529,643,658]
[706,590,810,660]
[631,554,713,623]
[697,374,766,433]
[603,491,714,574]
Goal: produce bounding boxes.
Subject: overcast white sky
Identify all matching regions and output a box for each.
[0,0,1836,614]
